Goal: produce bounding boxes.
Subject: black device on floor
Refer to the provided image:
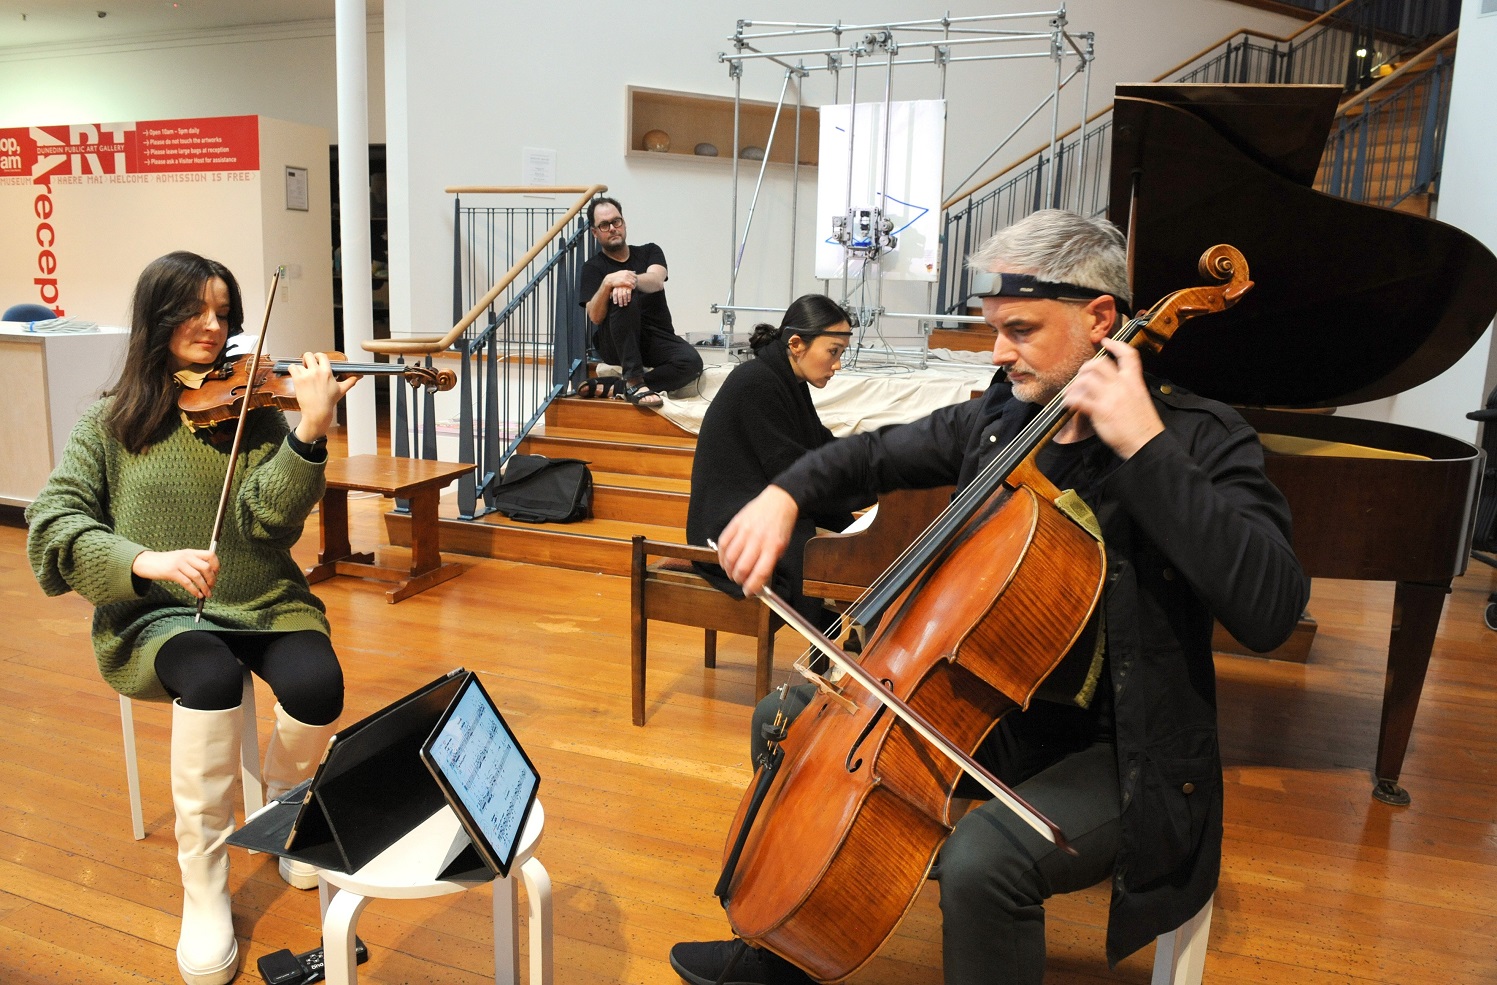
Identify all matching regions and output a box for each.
[257,936,367,984]
[256,948,304,985]
[296,935,368,983]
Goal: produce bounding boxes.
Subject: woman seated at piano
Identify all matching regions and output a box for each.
[686,293,873,635]
[25,250,359,985]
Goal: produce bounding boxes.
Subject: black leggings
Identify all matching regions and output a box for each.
[155,630,344,725]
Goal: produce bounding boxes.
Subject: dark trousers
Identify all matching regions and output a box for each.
[592,300,703,394]
[155,629,345,725]
[747,687,1121,985]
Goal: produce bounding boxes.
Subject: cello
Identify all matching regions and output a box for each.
[714,245,1253,983]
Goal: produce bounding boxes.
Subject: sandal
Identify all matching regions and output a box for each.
[624,382,664,408]
[576,377,623,399]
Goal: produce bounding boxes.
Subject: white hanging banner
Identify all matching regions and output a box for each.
[815,99,946,283]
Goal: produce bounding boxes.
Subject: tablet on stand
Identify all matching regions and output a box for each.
[419,672,541,880]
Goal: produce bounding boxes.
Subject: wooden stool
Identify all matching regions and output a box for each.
[630,536,780,726]
[306,455,473,603]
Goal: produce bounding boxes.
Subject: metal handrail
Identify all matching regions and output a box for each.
[362,184,606,356]
[1338,27,1457,115]
[1317,39,1453,210]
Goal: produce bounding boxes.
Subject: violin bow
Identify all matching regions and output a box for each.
[194,266,284,622]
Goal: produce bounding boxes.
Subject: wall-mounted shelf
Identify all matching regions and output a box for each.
[627,85,818,168]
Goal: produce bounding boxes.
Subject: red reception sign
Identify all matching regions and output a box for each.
[3,115,261,316]
[0,115,259,179]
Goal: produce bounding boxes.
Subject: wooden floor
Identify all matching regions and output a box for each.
[2,479,1495,984]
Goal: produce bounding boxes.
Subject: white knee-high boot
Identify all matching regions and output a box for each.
[171,700,241,985]
[261,703,336,889]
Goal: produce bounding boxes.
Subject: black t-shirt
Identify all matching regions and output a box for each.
[578,243,675,333]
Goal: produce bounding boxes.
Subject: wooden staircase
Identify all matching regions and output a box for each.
[930,319,995,353]
[383,396,699,577]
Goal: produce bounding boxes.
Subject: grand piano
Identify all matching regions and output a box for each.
[807,83,1497,806]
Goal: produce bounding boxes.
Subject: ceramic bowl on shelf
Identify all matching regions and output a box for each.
[643,129,671,152]
[694,142,719,157]
[739,145,765,161]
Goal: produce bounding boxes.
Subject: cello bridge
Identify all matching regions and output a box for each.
[793,652,858,714]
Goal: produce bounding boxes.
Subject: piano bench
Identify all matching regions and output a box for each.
[630,536,780,726]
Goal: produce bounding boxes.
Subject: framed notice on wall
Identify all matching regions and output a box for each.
[285,166,309,211]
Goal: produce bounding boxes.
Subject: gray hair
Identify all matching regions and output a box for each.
[968,209,1132,307]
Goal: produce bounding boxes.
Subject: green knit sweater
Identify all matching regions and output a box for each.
[26,400,331,701]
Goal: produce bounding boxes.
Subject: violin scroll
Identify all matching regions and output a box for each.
[402,365,458,392]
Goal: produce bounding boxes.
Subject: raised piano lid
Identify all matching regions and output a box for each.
[1107,83,1497,409]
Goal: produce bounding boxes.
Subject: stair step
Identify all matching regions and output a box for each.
[594,470,689,495]
[385,510,682,577]
[929,326,993,353]
[547,396,695,437]
[521,432,695,480]
[542,425,696,449]
[591,482,688,526]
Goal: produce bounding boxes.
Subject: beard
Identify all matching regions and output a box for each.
[1008,341,1094,406]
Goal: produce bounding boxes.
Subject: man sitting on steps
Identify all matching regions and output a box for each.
[577,196,703,408]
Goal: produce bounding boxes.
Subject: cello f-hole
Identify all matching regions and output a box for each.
[846,679,895,774]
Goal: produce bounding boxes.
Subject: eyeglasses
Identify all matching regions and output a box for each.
[594,217,625,231]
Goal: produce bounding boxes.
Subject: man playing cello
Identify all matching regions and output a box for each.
[671,209,1309,985]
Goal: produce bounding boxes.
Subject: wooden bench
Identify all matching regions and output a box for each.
[306,455,473,603]
[630,536,780,726]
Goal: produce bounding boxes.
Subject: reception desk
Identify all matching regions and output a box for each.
[1,323,128,507]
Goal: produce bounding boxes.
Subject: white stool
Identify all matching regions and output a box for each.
[1151,894,1214,985]
[118,668,264,840]
[315,801,551,985]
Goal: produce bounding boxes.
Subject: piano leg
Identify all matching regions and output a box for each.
[1373,579,1451,805]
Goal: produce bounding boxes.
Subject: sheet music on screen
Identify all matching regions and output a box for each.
[427,684,537,860]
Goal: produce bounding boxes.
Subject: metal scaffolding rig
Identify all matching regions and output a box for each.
[712,8,1095,367]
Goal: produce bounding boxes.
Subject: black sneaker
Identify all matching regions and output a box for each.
[668,940,816,985]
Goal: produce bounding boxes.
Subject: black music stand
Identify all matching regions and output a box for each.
[229,669,467,874]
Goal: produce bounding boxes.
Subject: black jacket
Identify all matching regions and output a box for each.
[687,338,864,599]
[772,373,1308,963]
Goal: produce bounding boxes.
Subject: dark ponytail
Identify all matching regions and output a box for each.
[749,294,850,353]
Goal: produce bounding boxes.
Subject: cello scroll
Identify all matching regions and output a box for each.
[1128,244,1252,355]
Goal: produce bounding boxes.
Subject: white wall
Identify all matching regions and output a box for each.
[0,21,385,140]
[383,0,1302,347]
[1421,2,1497,441]
[0,2,1305,345]
[258,118,337,357]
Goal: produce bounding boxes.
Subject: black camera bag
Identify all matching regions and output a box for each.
[491,454,593,523]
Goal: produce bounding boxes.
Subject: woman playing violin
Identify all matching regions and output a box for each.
[26,251,359,985]
[671,211,1309,985]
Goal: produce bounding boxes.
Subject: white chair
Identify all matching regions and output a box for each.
[316,801,552,985]
[1151,894,1214,985]
[118,668,264,840]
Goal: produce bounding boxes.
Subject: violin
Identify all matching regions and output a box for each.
[178,351,457,429]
